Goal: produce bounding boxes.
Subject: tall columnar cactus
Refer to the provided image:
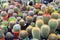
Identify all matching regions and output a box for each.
[13,24,21,32]
[26,16,33,23]
[42,14,51,24]
[36,19,44,28]
[51,12,59,19]
[32,27,40,40]
[40,25,50,38]
[19,30,28,39]
[48,19,58,33]
[26,25,33,34]
[48,33,58,40]
[57,19,60,30]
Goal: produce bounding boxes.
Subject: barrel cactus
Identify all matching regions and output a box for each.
[48,19,58,33]
[40,25,50,38]
[51,12,59,19]
[8,9,14,14]
[13,24,21,32]
[57,19,60,30]
[32,27,40,40]
[26,25,33,34]
[43,14,51,24]
[48,33,58,40]
[19,30,28,39]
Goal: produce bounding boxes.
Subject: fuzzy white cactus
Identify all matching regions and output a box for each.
[8,9,14,14]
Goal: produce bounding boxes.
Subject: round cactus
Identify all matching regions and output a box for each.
[48,33,58,40]
[32,27,40,40]
[13,24,21,32]
[36,19,44,28]
[17,17,21,21]
[28,11,34,16]
[36,16,43,20]
[19,30,28,39]
[14,7,19,13]
[51,12,59,19]
[1,11,7,17]
[19,19,25,26]
[30,22,35,27]
[9,5,14,9]
[6,32,13,38]
[48,19,58,33]
[38,11,43,15]
[2,21,8,26]
[8,9,14,14]
[13,13,17,17]
[43,14,51,24]
[26,25,33,34]
[40,25,50,38]
[34,9,39,14]
[57,19,60,30]
[18,13,23,17]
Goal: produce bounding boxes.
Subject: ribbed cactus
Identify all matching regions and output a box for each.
[51,12,59,19]
[40,25,50,38]
[43,14,51,24]
[19,19,25,26]
[26,25,33,34]
[36,19,44,28]
[13,24,21,32]
[14,7,18,13]
[18,13,23,17]
[57,19,60,30]
[48,19,58,33]
[48,33,58,40]
[32,27,40,40]
[36,16,43,20]
[1,11,7,17]
[8,9,14,14]
[19,30,28,39]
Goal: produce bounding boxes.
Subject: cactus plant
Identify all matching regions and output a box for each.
[19,30,28,39]
[26,25,33,34]
[1,11,7,17]
[14,7,19,13]
[13,13,17,17]
[32,27,40,40]
[40,25,50,38]
[30,22,35,27]
[48,33,58,40]
[36,16,43,20]
[34,9,39,14]
[36,19,44,28]
[31,38,39,40]
[38,11,43,16]
[18,13,23,17]
[57,19,60,30]
[13,24,21,32]
[8,9,14,14]
[2,21,8,26]
[28,11,34,16]
[9,5,14,9]
[43,14,51,24]
[48,19,58,33]
[57,34,60,40]
[51,12,59,19]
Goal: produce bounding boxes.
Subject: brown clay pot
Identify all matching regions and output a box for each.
[0,38,5,40]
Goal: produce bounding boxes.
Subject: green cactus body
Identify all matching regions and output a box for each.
[32,27,40,40]
[32,38,39,40]
[19,30,28,39]
[14,7,18,13]
[2,21,8,26]
[26,25,33,34]
[30,22,35,27]
[48,19,58,33]
[40,25,50,38]
[51,12,59,19]
[43,14,51,24]
[48,33,58,40]
[36,19,44,28]
[57,19,60,30]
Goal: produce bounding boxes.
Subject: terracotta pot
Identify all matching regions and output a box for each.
[8,13,13,18]
[0,38,5,40]
[12,29,19,39]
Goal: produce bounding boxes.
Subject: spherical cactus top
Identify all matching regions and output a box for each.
[17,17,21,21]
[13,24,21,32]
[8,9,14,14]
[30,22,35,27]
[1,11,7,17]
[38,11,44,15]
[28,11,34,16]
[14,7,19,13]
[19,30,28,39]
[6,32,13,38]
[48,33,58,40]
[18,13,23,17]
[9,5,14,9]
[34,9,39,14]
[2,21,8,26]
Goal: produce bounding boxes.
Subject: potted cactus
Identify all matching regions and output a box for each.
[48,19,58,33]
[6,32,14,40]
[32,27,40,40]
[36,19,44,28]
[19,30,28,40]
[12,24,21,39]
[40,25,50,39]
[48,33,58,40]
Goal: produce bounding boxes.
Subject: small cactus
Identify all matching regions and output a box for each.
[13,13,17,17]
[8,9,14,14]
[48,33,58,40]
[48,19,58,33]
[19,30,28,39]
[57,19,60,30]
[36,19,44,28]
[14,7,19,13]
[40,25,50,38]
[9,5,14,9]
[31,38,39,40]
[30,22,35,27]
[32,27,40,40]
[38,11,43,16]
[28,11,34,16]
[13,24,21,32]
[18,13,23,17]
[2,21,8,26]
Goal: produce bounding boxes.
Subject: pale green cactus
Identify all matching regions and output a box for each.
[48,19,58,33]
[36,19,44,28]
[30,22,35,27]
[48,33,58,40]
[32,27,40,40]
[40,25,50,38]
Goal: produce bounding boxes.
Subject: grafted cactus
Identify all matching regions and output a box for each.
[48,33,58,40]
[14,7,19,13]
[32,27,40,40]
[36,19,44,28]
[48,19,58,33]
[40,25,50,38]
